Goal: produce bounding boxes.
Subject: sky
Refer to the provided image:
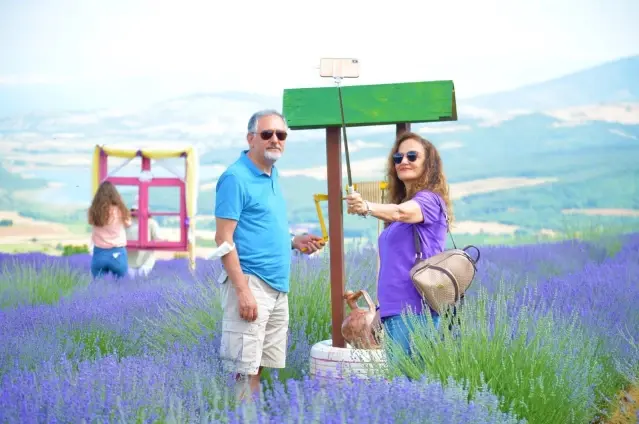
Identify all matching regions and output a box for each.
[0,0,638,115]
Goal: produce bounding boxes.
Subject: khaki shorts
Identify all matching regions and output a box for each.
[219,274,289,375]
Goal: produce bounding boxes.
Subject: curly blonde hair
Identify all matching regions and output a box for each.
[88,181,130,227]
[384,131,454,227]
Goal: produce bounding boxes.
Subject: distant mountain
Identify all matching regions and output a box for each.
[2,55,637,153]
[0,165,46,190]
[465,55,639,112]
[0,165,48,214]
[2,55,639,236]
[0,92,279,147]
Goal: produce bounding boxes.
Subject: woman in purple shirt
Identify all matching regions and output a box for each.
[346,131,453,357]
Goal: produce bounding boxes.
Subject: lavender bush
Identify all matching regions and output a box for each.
[0,254,90,309]
[0,234,637,423]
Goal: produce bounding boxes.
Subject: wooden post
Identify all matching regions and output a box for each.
[139,155,151,245]
[325,126,346,348]
[98,149,108,183]
[396,123,411,137]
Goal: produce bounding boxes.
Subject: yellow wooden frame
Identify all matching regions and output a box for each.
[313,194,330,242]
[312,180,389,244]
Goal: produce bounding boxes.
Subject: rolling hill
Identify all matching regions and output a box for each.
[1,55,639,244]
[463,55,639,111]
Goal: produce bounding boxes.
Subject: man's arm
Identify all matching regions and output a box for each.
[214,173,249,293]
[215,217,249,293]
[150,219,162,241]
[215,173,259,321]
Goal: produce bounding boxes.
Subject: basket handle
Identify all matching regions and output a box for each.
[360,290,377,313]
[343,289,377,313]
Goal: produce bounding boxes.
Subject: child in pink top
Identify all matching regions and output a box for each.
[88,181,132,278]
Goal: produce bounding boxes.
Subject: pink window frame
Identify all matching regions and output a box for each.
[99,150,188,251]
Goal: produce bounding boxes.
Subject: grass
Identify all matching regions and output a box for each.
[139,279,224,353]
[0,257,89,308]
[64,326,140,364]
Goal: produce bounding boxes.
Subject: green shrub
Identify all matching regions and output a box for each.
[62,244,90,256]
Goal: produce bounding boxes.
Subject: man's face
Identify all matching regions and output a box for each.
[248,114,288,163]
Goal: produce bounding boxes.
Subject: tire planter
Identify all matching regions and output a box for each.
[309,339,387,380]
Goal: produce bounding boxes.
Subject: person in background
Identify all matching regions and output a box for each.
[88,181,132,279]
[345,131,453,358]
[215,109,325,400]
[126,195,162,278]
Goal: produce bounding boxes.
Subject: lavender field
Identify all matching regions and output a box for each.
[1,233,638,424]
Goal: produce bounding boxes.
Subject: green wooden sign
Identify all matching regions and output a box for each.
[282,80,457,130]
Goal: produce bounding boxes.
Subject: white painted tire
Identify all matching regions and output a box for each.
[309,339,387,380]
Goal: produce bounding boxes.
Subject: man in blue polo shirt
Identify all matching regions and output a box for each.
[214,109,325,399]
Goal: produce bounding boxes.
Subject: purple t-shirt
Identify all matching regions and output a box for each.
[377,190,448,318]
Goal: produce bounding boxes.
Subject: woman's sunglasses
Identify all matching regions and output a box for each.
[257,130,288,141]
[392,150,418,164]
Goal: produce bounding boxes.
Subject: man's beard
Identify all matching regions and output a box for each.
[264,148,282,163]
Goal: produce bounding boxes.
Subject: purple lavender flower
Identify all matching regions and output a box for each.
[0,234,637,422]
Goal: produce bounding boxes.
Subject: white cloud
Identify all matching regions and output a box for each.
[0,141,21,153]
[438,141,464,150]
[16,139,92,152]
[478,110,533,127]
[5,132,42,140]
[550,121,584,128]
[51,133,84,139]
[419,124,472,134]
[455,105,534,127]
[609,128,638,140]
[124,120,238,138]
[341,139,385,153]
[0,74,70,85]
[347,126,397,136]
[545,103,639,125]
[280,157,388,181]
[7,154,91,167]
[52,114,101,126]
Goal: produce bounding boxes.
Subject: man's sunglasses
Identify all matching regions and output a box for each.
[256,130,288,141]
[392,151,418,164]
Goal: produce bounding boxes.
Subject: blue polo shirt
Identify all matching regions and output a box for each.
[215,150,291,293]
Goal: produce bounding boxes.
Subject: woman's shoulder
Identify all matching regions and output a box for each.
[412,190,444,208]
[413,189,441,199]
[412,190,447,224]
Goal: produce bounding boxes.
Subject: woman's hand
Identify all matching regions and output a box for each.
[345,192,368,216]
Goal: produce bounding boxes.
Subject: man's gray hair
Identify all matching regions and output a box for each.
[247,109,288,133]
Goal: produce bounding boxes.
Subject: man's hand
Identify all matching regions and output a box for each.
[293,233,325,254]
[237,283,258,321]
